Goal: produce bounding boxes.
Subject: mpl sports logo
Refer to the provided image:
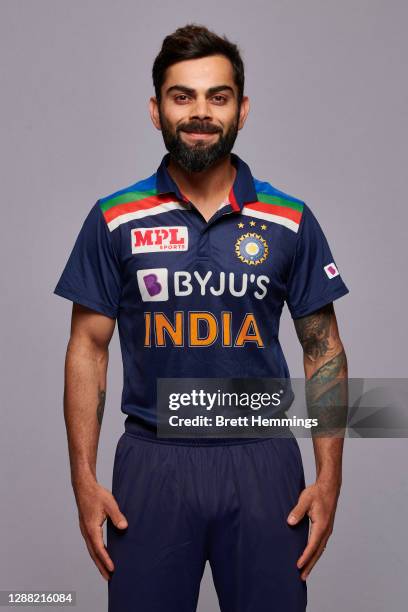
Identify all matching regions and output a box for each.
[131,226,188,254]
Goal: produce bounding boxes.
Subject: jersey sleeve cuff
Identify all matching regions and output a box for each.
[288,284,350,319]
[53,285,118,319]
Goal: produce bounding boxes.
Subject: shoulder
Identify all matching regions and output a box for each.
[252,176,305,208]
[96,172,158,231]
[249,176,309,234]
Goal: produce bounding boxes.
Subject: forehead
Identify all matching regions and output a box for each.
[163,54,235,91]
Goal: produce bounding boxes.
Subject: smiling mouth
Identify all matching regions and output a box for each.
[181,131,220,140]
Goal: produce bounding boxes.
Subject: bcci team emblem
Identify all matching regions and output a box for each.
[235,232,269,265]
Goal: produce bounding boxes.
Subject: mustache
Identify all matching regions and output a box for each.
[178,122,222,134]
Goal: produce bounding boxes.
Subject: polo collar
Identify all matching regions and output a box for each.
[155,152,258,212]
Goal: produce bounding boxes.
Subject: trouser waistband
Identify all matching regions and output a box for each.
[124,415,294,446]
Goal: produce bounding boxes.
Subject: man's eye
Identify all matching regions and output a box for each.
[175,94,190,102]
[212,95,227,104]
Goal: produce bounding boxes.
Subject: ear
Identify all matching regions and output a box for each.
[149,96,161,130]
[237,95,250,130]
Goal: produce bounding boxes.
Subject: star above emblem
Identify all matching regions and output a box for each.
[237,222,244,228]
[261,224,267,230]
[249,220,256,226]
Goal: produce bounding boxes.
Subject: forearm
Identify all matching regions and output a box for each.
[306,342,348,489]
[295,303,348,489]
[63,336,108,489]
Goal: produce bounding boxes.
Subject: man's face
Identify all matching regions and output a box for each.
[150,55,249,172]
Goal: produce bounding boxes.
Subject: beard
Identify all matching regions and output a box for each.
[159,109,240,172]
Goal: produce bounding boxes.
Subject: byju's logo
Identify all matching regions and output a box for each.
[131,226,188,253]
[137,268,169,301]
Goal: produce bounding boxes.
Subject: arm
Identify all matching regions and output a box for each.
[64,303,128,581]
[287,302,348,580]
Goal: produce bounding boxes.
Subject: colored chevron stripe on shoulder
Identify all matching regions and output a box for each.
[98,174,189,232]
[243,179,305,232]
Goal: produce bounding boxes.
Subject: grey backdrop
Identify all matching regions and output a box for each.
[1,0,407,610]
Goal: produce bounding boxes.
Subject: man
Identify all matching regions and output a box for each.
[54,23,349,612]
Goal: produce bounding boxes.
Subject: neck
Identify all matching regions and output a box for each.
[166,154,236,205]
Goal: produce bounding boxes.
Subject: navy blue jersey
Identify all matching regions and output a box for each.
[54,153,349,425]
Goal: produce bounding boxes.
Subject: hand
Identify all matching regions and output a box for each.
[287,481,340,580]
[75,479,128,580]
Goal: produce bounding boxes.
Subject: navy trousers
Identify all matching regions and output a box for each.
[107,426,309,612]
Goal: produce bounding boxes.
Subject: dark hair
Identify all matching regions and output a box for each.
[152,24,245,106]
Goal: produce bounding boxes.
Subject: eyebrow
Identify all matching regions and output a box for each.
[165,84,235,97]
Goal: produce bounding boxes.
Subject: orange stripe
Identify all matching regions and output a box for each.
[103,194,179,224]
[244,201,302,224]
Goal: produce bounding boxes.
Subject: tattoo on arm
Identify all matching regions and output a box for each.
[294,303,334,361]
[294,304,348,435]
[96,389,106,426]
[306,352,348,433]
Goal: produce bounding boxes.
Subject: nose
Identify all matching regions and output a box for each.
[190,96,212,121]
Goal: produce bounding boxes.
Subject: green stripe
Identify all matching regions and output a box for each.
[255,192,304,212]
[100,189,158,212]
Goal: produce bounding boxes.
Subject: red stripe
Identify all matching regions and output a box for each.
[229,186,240,212]
[244,201,302,224]
[103,195,180,224]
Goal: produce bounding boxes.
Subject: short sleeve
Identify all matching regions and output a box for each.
[285,203,349,319]
[53,201,122,318]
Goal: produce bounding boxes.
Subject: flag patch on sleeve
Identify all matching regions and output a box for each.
[324,262,339,279]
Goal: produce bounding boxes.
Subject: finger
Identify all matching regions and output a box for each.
[104,494,128,529]
[297,524,327,568]
[88,525,115,573]
[89,547,111,581]
[300,541,328,580]
[287,498,310,525]
[82,532,111,581]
